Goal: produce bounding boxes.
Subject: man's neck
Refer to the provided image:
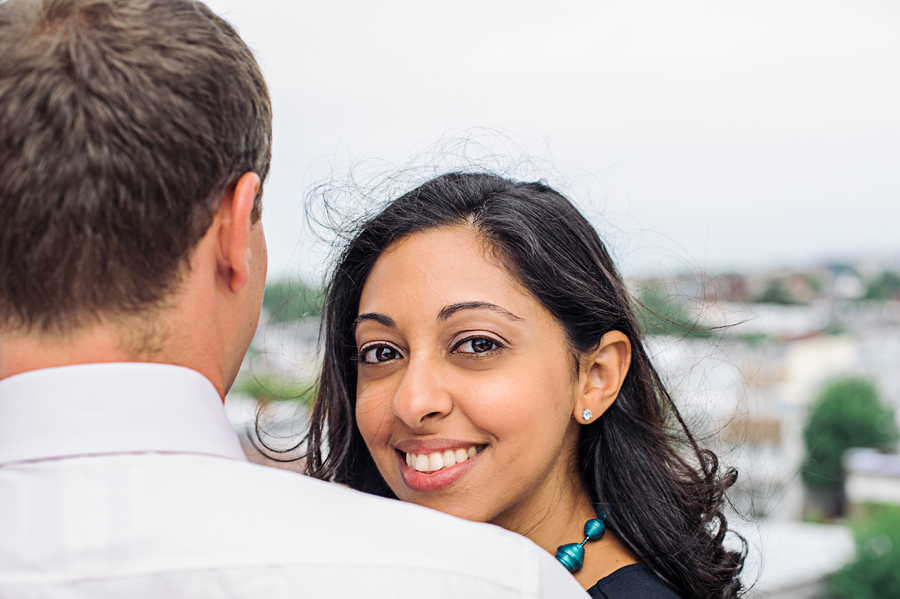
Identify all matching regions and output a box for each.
[0,324,228,399]
[0,327,134,379]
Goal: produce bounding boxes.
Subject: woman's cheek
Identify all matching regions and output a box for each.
[475,370,543,422]
[355,386,394,445]
[477,370,571,447]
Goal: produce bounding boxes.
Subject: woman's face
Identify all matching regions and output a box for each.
[355,225,586,525]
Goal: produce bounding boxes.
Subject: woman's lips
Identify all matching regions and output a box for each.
[397,446,484,493]
[403,445,482,472]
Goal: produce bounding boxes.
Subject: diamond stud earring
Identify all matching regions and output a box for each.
[582,408,593,421]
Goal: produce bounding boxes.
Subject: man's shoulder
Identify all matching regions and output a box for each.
[1,452,584,597]
[163,453,540,574]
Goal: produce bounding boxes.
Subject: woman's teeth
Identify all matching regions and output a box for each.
[405,446,480,472]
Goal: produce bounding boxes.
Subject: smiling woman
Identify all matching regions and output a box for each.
[305,172,745,599]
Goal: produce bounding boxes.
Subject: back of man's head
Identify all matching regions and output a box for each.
[0,0,272,337]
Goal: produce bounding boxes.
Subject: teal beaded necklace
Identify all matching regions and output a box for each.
[554,505,608,573]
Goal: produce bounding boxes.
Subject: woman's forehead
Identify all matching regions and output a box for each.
[359,226,529,320]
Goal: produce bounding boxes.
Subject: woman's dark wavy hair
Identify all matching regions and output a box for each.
[305,172,745,599]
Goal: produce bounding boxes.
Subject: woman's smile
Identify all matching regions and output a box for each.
[396,444,486,492]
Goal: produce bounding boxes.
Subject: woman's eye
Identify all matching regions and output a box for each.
[360,345,400,364]
[456,338,498,354]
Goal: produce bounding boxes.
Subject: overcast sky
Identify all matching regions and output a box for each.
[205,0,900,282]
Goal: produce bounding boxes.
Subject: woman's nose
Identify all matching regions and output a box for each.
[392,358,453,429]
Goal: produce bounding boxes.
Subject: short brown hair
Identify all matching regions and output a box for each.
[0,0,272,334]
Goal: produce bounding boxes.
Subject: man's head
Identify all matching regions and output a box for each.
[0,0,272,391]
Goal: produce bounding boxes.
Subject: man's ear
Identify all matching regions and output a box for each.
[574,331,632,424]
[215,172,260,293]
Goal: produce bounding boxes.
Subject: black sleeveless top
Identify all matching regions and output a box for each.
[587,564,682,599]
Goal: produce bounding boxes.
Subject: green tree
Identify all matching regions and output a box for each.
[805,272,825,294]
[755,278,800,305]
[262,278,323,322]
[865,271,900,300]
[802,378,899,515]
[634,284,711,339]
[828,504,900,599]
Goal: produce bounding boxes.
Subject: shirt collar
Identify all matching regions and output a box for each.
[0,362,247,467]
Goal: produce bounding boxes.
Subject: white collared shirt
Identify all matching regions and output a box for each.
[0,363,584,598]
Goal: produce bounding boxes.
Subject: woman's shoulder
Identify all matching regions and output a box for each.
[587,564,682,599]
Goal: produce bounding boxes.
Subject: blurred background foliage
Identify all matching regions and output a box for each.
[230,374,316,405]
[802,377,899,516]
[263,278,323,322]
[828,503,900,599]
[755,278,804,306]
[634,284,712,339]
[866,271,900,301]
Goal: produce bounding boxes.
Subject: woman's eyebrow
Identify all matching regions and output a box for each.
[438,302,524,322]
[354,313,397,331]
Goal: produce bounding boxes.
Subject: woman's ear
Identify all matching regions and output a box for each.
[574,331,632,424]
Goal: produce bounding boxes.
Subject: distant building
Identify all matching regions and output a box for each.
[845,448,900,507]
[704,273,752,303]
